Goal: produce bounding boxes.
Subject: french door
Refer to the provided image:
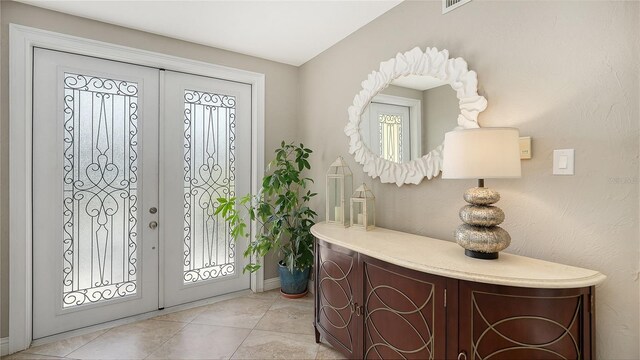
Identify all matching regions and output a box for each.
[32,48,251,339]
[162,70,251,307]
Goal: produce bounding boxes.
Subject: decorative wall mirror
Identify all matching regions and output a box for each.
[344,47,487,186]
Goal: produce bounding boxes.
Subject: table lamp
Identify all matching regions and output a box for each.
[442,128,521,259]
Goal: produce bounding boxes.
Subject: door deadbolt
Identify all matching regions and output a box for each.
[149,221,158,229]
[149,207,158,214]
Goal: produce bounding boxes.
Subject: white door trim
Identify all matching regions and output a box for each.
[9,23,266,353]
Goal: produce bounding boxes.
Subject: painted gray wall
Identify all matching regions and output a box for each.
[299,1,639,358]
[0,0,297,337]
[422,85,458,153]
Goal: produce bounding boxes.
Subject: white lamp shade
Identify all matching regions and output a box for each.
[442,128,521,179]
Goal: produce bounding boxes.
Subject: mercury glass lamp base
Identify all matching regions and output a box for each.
[465,249,499,260]
[455,184,511,260]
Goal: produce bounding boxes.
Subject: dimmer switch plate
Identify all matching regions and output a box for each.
[553,149,574,175]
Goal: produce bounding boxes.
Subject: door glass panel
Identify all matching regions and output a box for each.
[62,73,139,307]
[183,89,236,284]
[379,113,404,163]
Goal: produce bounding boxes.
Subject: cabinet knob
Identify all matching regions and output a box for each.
[457,351,467,360]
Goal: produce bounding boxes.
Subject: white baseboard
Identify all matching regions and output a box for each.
[1,337,9,356]
[263,277,281,291]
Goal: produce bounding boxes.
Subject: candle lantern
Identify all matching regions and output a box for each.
[350,183,375,230]
[326,156,353,227]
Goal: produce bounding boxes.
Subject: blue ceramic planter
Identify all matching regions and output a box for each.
[278,261,310,295]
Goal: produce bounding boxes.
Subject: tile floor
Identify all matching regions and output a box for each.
[3,290,346,360]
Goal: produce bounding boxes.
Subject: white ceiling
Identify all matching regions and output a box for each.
[16,0,403,66]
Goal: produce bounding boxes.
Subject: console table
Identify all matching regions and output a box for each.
[311,222,606,360]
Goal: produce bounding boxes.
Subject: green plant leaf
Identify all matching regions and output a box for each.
[221,141,317,273]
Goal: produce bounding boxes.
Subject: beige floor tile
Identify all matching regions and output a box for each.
[315,343,347,360]
[191,298,273,329]
[255,301,315,335]
[3,353,67,360]
[152,306,207,323]
[231,330,318,360]
[66,319,185,359]
[147,323,251,359]
[245,289,282,301]
[10,290,321,360]
[22,330,106,358]
[278,293,314,306]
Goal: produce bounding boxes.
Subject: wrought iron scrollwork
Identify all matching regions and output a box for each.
[62,72,139,307]
[183,89,237,283]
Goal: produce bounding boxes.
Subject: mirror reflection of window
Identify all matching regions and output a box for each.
[379,113,403,163]
[362,95,417,163]
[372,103,409,163]
[358,75,458,165]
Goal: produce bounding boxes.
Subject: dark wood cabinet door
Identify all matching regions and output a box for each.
[458,281,593,360]
[360,255,447,360]
[315,239,361,358]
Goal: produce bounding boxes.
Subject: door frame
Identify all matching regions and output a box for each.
[9,24,266,353]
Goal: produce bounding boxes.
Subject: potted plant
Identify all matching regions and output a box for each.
[216,141,317,297]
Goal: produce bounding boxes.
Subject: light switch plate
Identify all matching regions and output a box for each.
[553,149,574,175]
[519,137,532,159]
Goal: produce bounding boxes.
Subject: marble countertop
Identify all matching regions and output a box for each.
[311,222,606,289]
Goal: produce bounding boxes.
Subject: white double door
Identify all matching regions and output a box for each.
[33,48,251,339]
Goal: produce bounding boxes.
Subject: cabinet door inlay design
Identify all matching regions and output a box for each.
[317,244,358,353]
[469,291,582,360]
[363,262,437,359]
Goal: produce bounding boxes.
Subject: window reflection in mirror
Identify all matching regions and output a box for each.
[360,75,459,164]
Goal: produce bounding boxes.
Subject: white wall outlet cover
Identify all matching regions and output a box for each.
[553,149,575,175]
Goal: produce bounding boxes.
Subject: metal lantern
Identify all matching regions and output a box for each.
[350,183,375,231]
[326,156,353,227]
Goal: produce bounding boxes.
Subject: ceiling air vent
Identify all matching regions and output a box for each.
[442,0,472,14]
